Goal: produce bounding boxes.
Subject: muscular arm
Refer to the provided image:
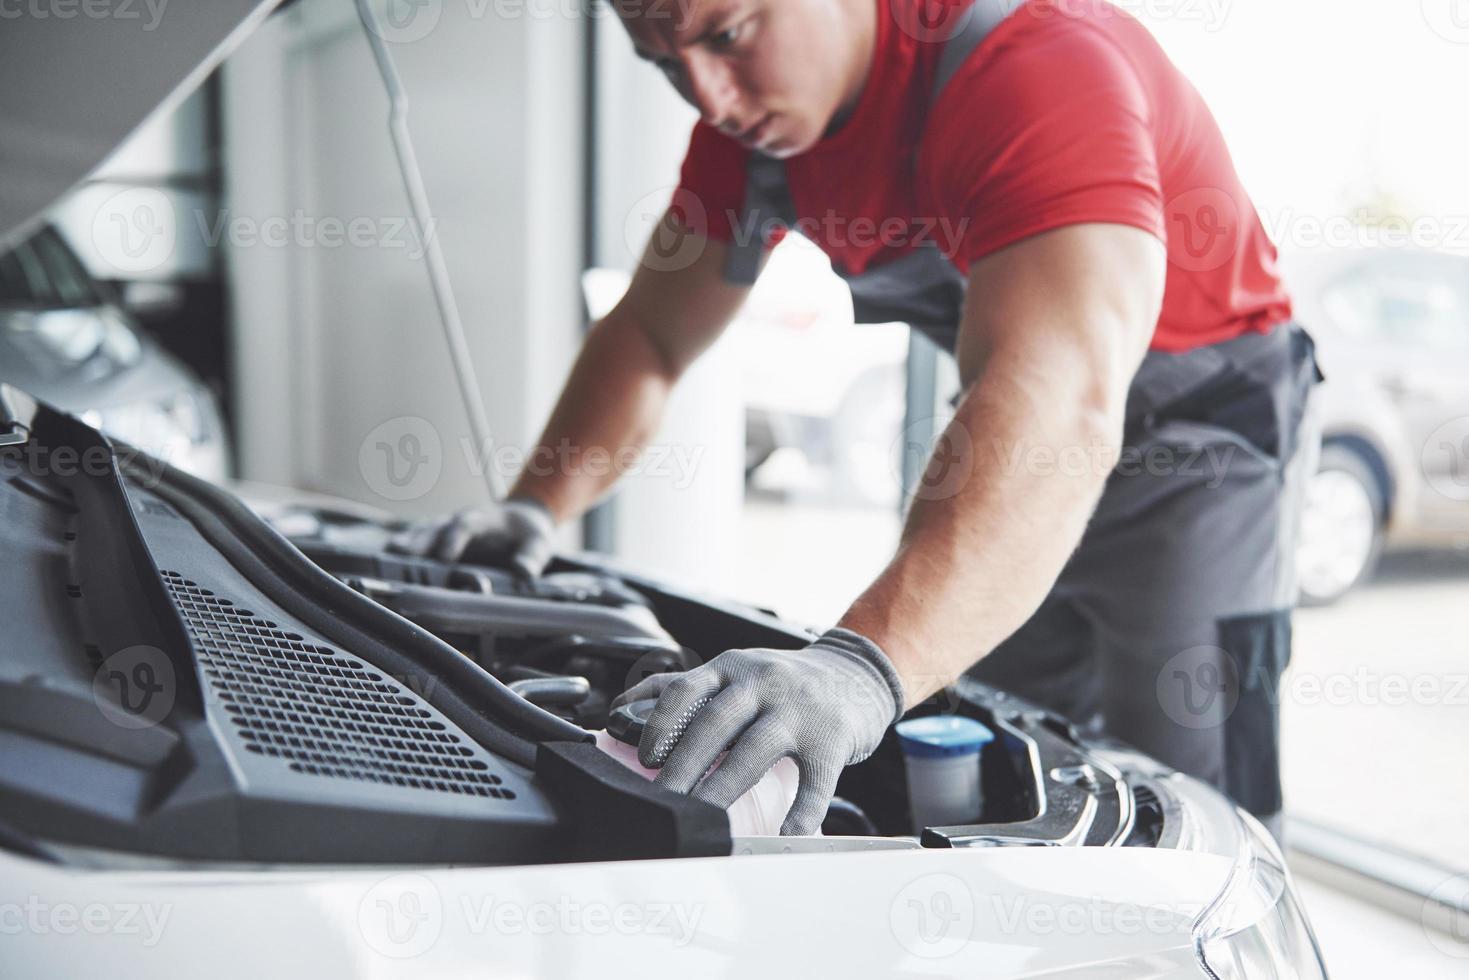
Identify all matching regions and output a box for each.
[839,223,1165,709]
[509,208,758,522]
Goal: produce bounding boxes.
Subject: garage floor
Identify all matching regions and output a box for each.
[1297,877,1465,979]
[1285,549,1469,871]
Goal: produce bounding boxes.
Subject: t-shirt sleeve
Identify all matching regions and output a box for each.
[921,18,1165,270]
[674,120,750,244]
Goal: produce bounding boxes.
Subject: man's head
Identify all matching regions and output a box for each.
[614,0,876,159]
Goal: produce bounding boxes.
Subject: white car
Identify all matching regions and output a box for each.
[4,800,1306,978]
[1,380,1323,978]
[0,6,1323,978]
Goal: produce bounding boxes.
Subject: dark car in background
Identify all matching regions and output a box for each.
[0,224,229,482]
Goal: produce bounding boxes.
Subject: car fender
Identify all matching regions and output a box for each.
[1311,375,1415,531]
[0,845,1230,978]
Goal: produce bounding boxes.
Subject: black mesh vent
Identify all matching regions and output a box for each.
[161,570,513,799]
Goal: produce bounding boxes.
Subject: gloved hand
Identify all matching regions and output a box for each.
[610,628,905,836]
[391,497,557,578]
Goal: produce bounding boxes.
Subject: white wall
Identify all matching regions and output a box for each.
[222,0,584,520]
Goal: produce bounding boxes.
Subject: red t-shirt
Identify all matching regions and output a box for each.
[675,0,1291,353]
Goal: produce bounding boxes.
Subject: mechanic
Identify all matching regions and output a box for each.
[411,0,1320,837]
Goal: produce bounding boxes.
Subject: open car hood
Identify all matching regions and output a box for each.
[0,0,280,252]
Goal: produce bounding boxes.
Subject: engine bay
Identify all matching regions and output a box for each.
[0,391,1168,868]
[287,508,1167,849]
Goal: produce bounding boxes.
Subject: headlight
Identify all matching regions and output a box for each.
[81,389,227,481]
[1093,754,1329,980]
[84,391,201,451]
[1191,811,1326,979]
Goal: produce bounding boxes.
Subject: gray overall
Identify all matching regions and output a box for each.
[722,0,1322,828]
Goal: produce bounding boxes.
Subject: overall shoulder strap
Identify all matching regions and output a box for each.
[931,0,1027,105]
[723,151,795,285]
[912,0,1026,251]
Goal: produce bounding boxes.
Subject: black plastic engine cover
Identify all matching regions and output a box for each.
[0,403,566,863]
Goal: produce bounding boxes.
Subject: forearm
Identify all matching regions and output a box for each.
[509,313,677,524]
[838,348,1123,710]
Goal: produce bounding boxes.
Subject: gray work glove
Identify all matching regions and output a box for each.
[391,497,557,578]
[610,628,906,836]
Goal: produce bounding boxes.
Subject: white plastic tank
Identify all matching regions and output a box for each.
[593,730,804,837]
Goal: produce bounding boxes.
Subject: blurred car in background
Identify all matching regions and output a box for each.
[731,242,910,508]
[585,246,911,509]
[0,223,229,482]
[738,314,908,508]
[1284,247,1469,604]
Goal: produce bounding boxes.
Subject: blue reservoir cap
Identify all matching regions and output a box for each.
[896,716,995,759]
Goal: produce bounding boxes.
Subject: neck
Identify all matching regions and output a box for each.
[827,0,880,135]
